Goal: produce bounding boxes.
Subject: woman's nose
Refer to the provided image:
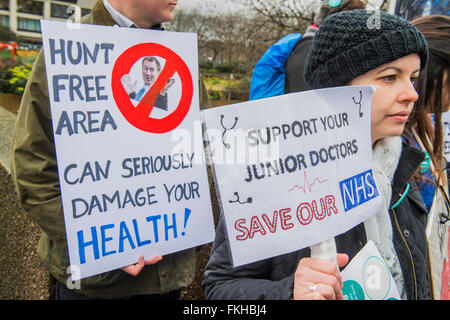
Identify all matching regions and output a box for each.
[399,79,419,103]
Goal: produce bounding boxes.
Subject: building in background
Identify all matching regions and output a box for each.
[0,0,95,43]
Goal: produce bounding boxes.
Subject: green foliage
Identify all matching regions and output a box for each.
[213,63,234,73]
[0,68,14,93]
[0,49,37,94]
[224,76,251,92]
[199,60,214,70]
[200,60,250,74]
[208,90,222,100]
[204,76,230,89]
[203,73,251,102]
[0,63,32,94]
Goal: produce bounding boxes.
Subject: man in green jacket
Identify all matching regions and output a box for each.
[10,0,211,299]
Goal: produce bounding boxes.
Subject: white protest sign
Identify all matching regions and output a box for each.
[202,86,384,267]
[342,240,401,300]
[442,111,450,157]
[425,185,450,299]
[428,111,450,299]
[41,20,215,280]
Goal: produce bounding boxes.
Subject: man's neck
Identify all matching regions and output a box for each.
[107,0,157,29]
[103,0,135,27]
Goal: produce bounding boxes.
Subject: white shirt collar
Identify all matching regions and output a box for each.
[103,0,136,28]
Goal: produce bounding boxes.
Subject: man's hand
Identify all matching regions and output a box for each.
[121,255,163,276]
[121,74,138,96]
[160,78,175,96]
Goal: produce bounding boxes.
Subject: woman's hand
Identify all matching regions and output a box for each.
[121,255,163,276]
[293,253,349,300]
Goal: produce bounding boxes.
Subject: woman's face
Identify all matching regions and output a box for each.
[348,54,421,144]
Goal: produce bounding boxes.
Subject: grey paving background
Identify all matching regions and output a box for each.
[0,106,53,299]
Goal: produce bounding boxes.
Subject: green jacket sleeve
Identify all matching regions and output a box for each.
[10,49,67,243]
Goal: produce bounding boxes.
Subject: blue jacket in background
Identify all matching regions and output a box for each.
[249,33,302,101]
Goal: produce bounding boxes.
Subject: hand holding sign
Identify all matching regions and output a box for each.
[121,255,163,276]
[293,253,349,300]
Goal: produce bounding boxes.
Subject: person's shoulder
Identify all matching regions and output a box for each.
[80,0,116,26]
[80,13,94,25]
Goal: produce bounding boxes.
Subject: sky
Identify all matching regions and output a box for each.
[177,0,243,13]
[177,0,394,13]
[178,0,227,9]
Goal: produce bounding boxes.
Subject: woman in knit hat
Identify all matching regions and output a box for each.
[202,10,430,300]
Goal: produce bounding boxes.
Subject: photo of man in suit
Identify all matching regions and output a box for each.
[121,56,175,111]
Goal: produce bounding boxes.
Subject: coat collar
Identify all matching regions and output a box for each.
[92,0,164,30]
[91,0,117,27]
[390,143,425,208]
[90,0,164,30]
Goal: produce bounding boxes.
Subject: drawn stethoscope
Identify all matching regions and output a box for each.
[352,90,363,118]
[229,192,252,205]
[220,114,238,149]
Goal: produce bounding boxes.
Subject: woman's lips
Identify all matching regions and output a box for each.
[390,112,409,123]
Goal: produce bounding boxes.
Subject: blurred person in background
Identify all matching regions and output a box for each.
[402,15,450,300]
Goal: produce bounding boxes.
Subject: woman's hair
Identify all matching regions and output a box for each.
[142,56,161,72]
[404,15,450,180]
[314,0,366,26]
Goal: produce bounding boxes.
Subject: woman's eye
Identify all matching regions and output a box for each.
[410,76,418,85]
[382,75,396,82]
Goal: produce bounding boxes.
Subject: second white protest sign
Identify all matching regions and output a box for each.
[203,85,383,267]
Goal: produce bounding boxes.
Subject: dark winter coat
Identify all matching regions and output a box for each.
[202,143,430,300]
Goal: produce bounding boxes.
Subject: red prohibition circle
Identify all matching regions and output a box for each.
[111,43,193,133]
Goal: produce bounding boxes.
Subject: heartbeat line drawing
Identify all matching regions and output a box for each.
[288,171,328,193]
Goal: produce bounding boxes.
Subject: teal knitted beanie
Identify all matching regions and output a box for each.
[304,10,429,89]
